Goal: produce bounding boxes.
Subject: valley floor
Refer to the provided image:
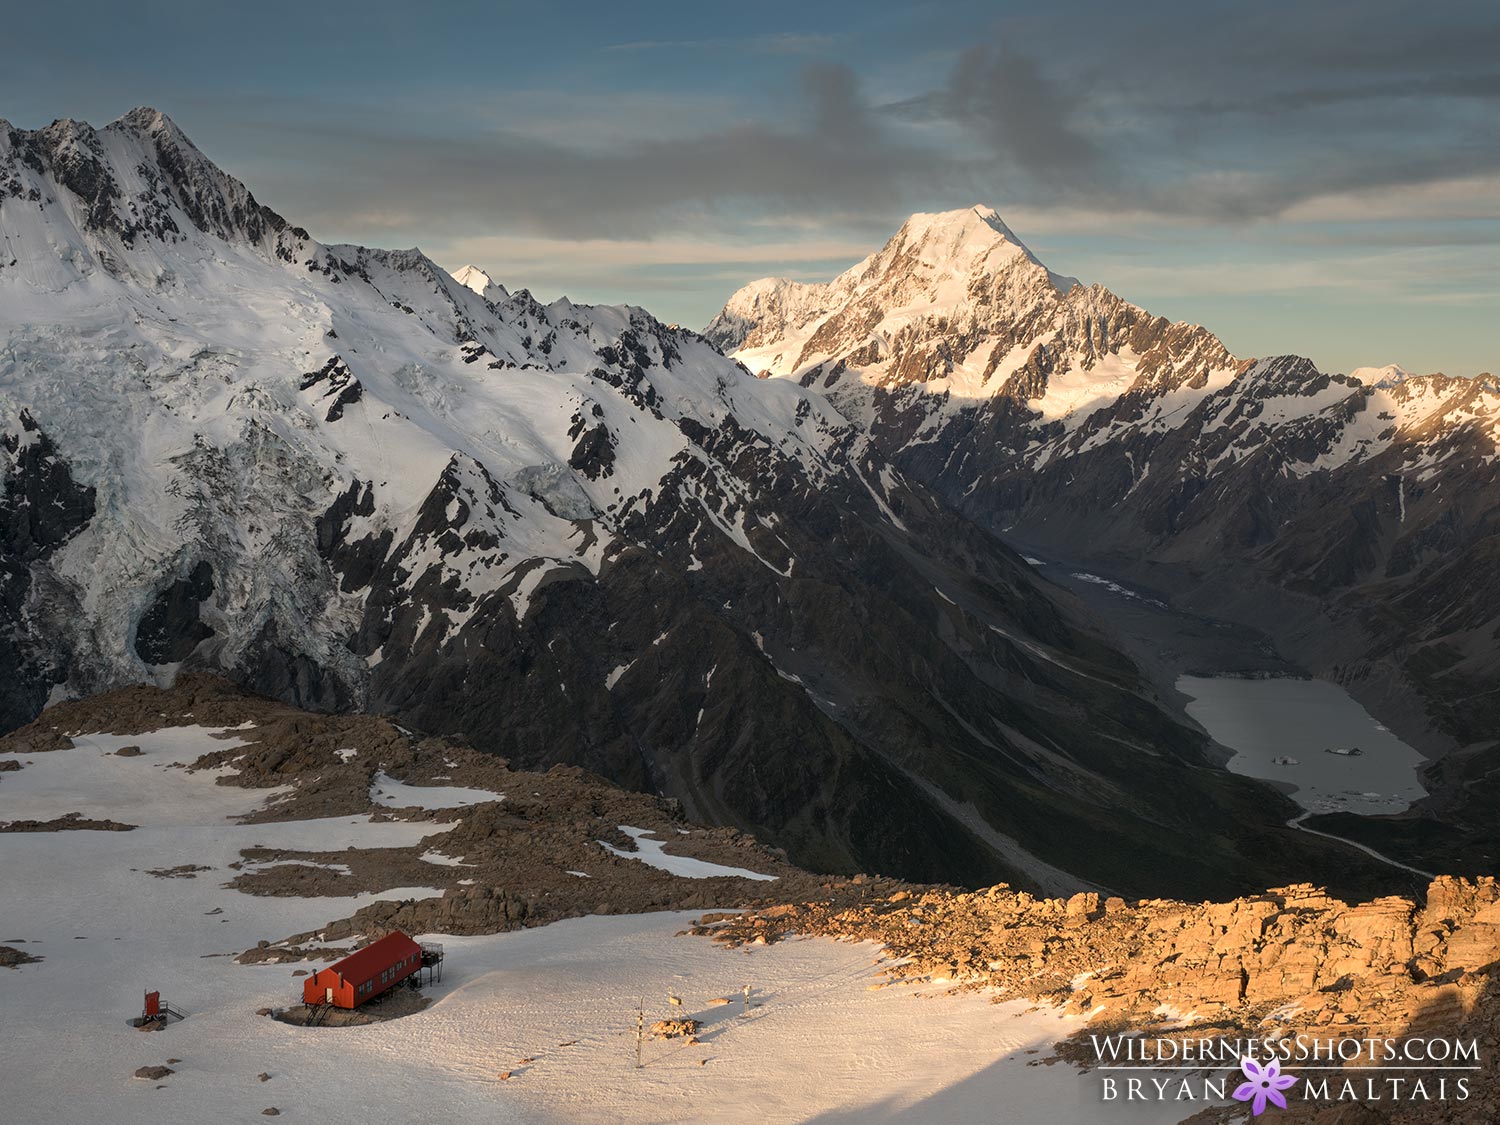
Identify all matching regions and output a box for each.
[0,724,1195,1123]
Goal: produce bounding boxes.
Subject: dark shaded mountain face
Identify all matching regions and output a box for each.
[712,205,1500,877]
[0,113,1403,898]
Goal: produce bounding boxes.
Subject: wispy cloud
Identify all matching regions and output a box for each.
[436,233,876,273]
[604,32,838,54]
[269,63,938,242]
[22,0,1490,371]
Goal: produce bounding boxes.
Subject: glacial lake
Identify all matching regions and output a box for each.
[1177,675,1428,815]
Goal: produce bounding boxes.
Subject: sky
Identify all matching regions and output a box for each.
[3,0,1497,375]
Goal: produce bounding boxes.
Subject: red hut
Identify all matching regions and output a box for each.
[302,931,423,1009]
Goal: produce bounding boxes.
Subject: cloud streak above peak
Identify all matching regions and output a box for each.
[2,0,1494,374]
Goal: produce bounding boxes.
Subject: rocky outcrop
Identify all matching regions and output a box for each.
[0,412,96,729]
[0,811,135,832]
[0,945,42,968]
[134,560,215,664]
[693,876,1500,1121]
[692,879,1494,1029]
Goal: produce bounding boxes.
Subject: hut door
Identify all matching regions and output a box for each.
[325,987,334,1004]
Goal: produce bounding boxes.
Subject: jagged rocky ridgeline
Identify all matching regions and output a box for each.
[699,876,1500,1035]
[711,205,1500,879]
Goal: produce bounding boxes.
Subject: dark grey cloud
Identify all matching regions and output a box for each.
[941,45,1106,183]
[1177,73,1500,117]
[605,32,838,54]
[198,0,1500,245]
[257,63,954,242]
[898,4,1500,223]
[802,62,877,152]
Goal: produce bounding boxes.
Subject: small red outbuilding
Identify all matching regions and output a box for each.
[302,931,423,1009]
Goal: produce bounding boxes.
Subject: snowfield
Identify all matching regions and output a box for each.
[369,770,506,810]
[598,825,778,882]
[0,726,1199,1123]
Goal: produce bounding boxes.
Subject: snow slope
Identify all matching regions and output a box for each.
[598,824,777,881]
[0,108,850,710]
[0,724,1197,1123]
[369,770,505,810]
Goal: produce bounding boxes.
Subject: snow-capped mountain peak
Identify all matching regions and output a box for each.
[706,205,1114,395]
[1,106,303,297]
[888,204,1023,263]
[449,263,509,303]
[1349,363,1414,388]
[703,205,1084,361]
[880,204,1058,280]
[706,209,1500,476]
[114,105,193,149]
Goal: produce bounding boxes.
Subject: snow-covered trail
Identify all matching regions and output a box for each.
[1,726,1196,1124]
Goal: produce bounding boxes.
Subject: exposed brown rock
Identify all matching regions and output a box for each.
[271,985,430,1027]
[0,811,135,832]
[0,945,42,969]
[649,1018,701,1040]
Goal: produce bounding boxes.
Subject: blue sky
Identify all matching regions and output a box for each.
[4,0,1497,375]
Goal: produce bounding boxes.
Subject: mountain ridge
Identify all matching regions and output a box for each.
[1,109,1410,898]
[709,207,1500,879]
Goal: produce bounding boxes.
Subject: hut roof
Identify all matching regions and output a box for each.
[325,931,422,985]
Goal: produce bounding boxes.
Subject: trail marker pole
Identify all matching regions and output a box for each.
[635,1002,645,1069]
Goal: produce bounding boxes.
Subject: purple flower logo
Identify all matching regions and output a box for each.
[1232,1056,1298,1116]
